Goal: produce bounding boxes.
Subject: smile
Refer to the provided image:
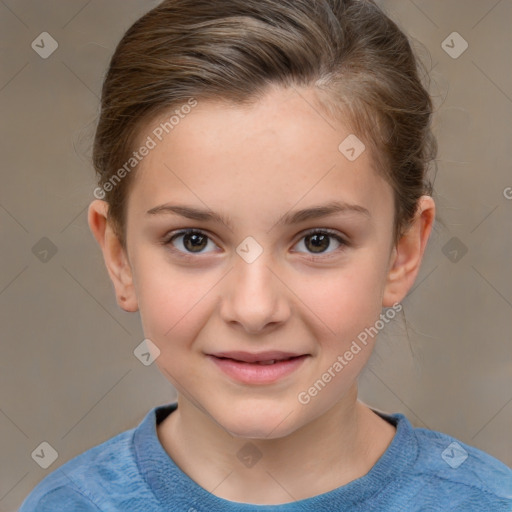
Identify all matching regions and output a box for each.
[206,352,309,385]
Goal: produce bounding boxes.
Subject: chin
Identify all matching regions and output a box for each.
[213,399,303,440]
[224,421,296,440]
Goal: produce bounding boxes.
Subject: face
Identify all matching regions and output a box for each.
[123,86,397,439]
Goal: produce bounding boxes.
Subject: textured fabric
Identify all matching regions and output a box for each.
[19,402,512,511]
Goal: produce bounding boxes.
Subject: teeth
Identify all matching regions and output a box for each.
[221,356,298,364]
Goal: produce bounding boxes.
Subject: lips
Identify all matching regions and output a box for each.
[206,351,309,384]
[208,351,305,364]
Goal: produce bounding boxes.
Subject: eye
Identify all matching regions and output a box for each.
[162,228,348,260]
[163,229,218,256]
[292,229,347,258]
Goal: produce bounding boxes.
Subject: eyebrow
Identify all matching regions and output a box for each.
[146,200,370,229]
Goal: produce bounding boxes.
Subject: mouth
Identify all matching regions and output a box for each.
[206,351,310,384]
[208,350,307,363]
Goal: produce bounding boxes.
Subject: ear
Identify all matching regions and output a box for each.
[382,195,435,307]
[87,200,138,312]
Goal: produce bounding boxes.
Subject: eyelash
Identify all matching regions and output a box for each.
[161,228,348,261]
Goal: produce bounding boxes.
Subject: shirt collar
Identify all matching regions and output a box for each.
[134,402,419,510]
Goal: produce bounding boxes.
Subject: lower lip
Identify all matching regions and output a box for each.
[207,355,309,385]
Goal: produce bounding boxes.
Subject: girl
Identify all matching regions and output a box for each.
[20,0,512,510]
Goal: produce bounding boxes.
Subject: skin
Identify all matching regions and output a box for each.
[88,85,435,505]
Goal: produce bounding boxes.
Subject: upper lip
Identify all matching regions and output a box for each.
[208,351,307,363]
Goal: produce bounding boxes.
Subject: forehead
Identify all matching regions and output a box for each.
[126,86,393,225]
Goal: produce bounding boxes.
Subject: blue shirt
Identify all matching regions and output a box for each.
[19,402,512,511]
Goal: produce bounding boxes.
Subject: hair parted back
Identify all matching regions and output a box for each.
[93,0,437,248]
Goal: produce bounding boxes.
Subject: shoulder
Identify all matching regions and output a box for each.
[19,485,102,512]
[18,426,147,511]
[396,414,512,510]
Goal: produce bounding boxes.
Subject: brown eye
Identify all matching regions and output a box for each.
[304,233,331,253]
[184,232,207,252]
[292,229,346,257]
[165,229,216,254]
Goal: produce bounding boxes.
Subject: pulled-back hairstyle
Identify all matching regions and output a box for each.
[93,0,436,248]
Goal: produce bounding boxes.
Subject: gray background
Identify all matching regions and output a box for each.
[1,1,511,510]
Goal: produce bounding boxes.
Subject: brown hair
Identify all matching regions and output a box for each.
[93,0,436,248]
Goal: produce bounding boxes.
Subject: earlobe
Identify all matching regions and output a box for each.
[87,200,139,312]
[382,196,435,307]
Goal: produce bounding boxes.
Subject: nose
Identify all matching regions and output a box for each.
[219,251,291,335]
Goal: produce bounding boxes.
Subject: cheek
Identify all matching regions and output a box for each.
[131,251,212,348]
[294,252,387,343]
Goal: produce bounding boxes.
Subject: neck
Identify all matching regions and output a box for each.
[157,386,396,505]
